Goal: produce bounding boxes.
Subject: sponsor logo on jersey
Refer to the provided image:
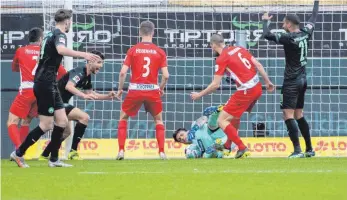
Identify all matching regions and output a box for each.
[59,37,66,44]
[73,75,81,83]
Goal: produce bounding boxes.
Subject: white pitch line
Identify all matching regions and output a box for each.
[192,169,336,174]
[77,169,345,175]
[78,171,165,175]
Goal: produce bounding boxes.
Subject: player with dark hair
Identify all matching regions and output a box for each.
[39,50,116,160]
[262,1,319,158]
[7,27,66,153]
[191,34,274,159]
[10,9,101,168]
[173,105,236,159]
[116,20,169,160]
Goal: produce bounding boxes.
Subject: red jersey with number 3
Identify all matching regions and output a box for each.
[123,42,167,84]
[12,44,66,90]
[215,46,258,90]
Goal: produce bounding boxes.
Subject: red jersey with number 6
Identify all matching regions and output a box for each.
[215,46,258,90]
[123,42,167,84]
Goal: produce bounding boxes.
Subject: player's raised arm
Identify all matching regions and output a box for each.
[251,56,274,92]
[303,0,319,36]
[262,13,291,45]
[53,9,100,62]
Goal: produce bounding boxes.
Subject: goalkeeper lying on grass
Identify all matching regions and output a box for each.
[173,105,236,158]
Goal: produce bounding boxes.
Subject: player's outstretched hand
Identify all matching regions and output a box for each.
[262,12,273,21]
[84,93,98,100]
[84,52,101,62]
[108,91,117,99]
[116,90,123,100]
[190,92,201,101]
[266,81,275,92]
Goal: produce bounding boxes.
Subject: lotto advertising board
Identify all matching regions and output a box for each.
[25,137,347,159]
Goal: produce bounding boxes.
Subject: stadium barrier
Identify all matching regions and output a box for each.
[25,137,347,159]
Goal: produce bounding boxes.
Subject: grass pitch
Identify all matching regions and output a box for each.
[2,158,347,200]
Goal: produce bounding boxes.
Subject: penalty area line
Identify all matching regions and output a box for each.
[78,171,165,175]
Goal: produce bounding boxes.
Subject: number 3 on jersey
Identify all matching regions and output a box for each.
[142,57,150,77]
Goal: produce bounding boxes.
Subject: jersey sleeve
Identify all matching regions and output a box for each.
[302,24,314,38]
[276,32,291,45]
[214,56,228,76]
[11,49,21,72]
[160,50,168,68]
[69,69,84,85]
[57,65,67,80]
[54,32,67,47]
[123,48,133,66]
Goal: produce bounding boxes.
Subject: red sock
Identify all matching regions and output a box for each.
[19,125,29,143]
[223,123,246,150]
[231,118,241,131]
[155,124,165,153]
[8,124,21,149]
[117,120,127,151]
[224,140,232,149]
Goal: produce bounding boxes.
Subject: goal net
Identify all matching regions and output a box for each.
[1,0,346,158]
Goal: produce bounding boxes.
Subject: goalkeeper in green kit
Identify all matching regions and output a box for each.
[173,105,236,158]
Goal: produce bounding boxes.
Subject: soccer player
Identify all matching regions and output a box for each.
[7,27,66,150]
[10,9,101,168]
[115,21,169,160]
[39,50,116,160]
[191,34,274,159]
[261,1,319,158]
[173,105,236,159]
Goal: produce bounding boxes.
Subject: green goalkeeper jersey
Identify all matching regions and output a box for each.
[190,112,228,156]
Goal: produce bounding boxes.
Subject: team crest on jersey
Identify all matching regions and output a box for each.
[73,75,80,83]
[48,107,54,114]
[59,37,66,44]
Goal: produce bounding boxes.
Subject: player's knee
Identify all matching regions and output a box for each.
[21,117,33,126]
[79,113,90,125]
[55,116,69,128]
[7,117,20,127]
[39,121,54,132]
[154,119,163,125]
[294,111,304,120]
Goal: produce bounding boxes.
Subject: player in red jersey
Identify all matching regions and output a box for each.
[7,27,67,149]
[115,21,170,160]
[191,34,274,158]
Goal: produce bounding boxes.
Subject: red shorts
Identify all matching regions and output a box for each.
[223,83,262,118]
[122,90,163,117]
[9,89,38,119]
